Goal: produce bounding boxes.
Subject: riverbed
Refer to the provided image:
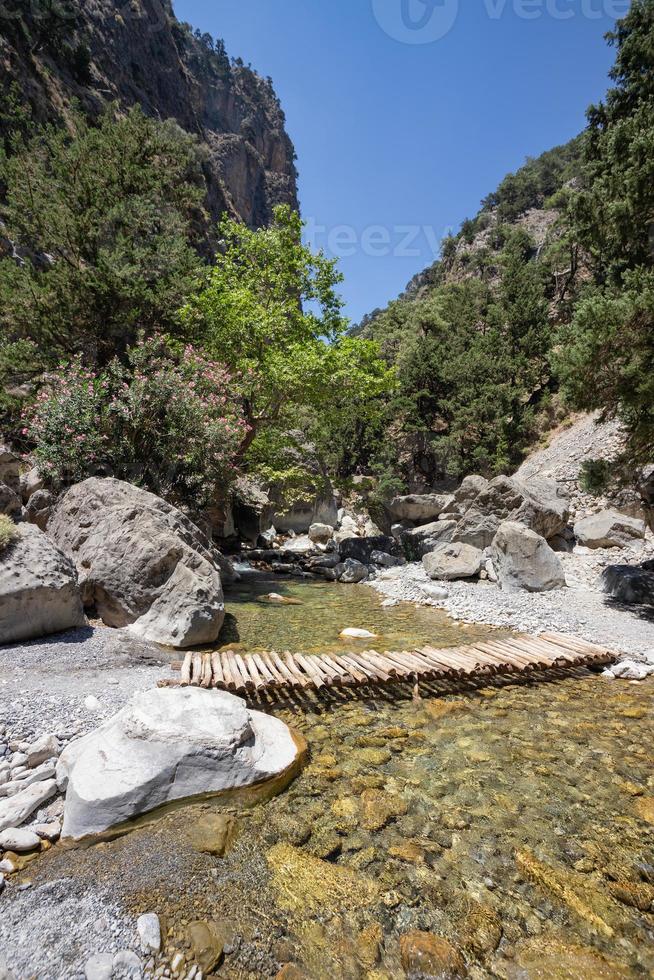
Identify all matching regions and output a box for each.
[1,581,652,977]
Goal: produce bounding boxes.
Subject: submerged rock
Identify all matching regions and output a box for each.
[399,930,467,978]
[266,842,379,916]
[56,687,304,839]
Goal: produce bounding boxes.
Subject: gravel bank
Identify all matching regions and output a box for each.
[368,549,654,660]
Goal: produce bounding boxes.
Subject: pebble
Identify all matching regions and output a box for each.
[137,912,161,952]
[84,696,102,712]
[33,821,61,842]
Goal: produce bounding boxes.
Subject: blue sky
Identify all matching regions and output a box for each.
[174,0,625,324]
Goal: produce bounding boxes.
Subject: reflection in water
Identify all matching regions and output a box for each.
[219,572,499,654]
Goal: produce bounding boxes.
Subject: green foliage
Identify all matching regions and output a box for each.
[361,229,551,481]
[0,514,18,552]
[579,458,613,496]
[481,138,583,223]
[180,205,395,460]
[0,104,205,365]
[25,336,247,503]
[558,0,654,464]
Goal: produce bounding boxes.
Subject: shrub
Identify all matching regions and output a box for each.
[579,459,613,496]
[0,514,18,552]
[24,336,248,504]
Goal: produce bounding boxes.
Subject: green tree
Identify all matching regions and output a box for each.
[0,104,205,365]
[559,0,654,464]
[180,205,394,459]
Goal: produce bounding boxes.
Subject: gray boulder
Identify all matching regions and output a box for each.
[491,521,566,593]
[0,524,86,644]
[453,474,488,514]
[48,478,226,648]
[574,510,647,549]
[388,493,456,523]
[24,488,54,531]
[232,477,274,545]
[0,482,21,517]
[454,475,569,548]
[369,551,405,569]
[422,541,483,581]
[20,466,44,503]
[338,534,398,564]
[336,558,369,584]
[57,687,303,839]
[401,519,457,560]
[601,561,654,606]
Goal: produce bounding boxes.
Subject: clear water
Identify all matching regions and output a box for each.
[15,579,654,978]
[218,572,498,654]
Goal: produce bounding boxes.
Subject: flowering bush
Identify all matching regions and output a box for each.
[25,337,248,503]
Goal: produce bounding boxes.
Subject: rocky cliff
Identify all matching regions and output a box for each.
[0,0,297,228]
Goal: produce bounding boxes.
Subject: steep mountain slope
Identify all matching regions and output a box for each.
[0,0,297,228]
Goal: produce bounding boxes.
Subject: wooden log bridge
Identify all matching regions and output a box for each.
[164,633,614,697]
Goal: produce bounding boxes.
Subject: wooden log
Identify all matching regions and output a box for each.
[515,637,578,665]
[348,651,392,683]
[224,651,247,693]
[417,647,468,676]
[283,652,311,689]
[253,653,278,688]
[540,632,607,656]
[463,644,524,673]
[474,641,540,671]
[364,650,401,679]
[210,652,225,689]
[243,654,266,692]
[233,653,255,692]
[200,653,213,688]
[268,651,297,686]
[387,649,436,679]
[426,646,494,675]
[180,652,192,687]
[296,654,327,689]
[314,654,345,686]
[382,650,426,678]
[191,652,203,687]
[332,653,369,685]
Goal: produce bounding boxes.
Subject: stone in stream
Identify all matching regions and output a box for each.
[56,688,305,839]
[491,521,566,593]
[0,524,87,644]
[399,931,467,978]
[336,558,369,584]
[339,627,377,639]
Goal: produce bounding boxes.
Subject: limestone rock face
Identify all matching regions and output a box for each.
[57,687,303,840]
[574,510,646,549]
[454,475,569,549]
[0,524,86,644]
[48,478,226,648]
[491,521,566,593]
[422,542,483,581]
[24,488,54,531]
[389,493,456,523]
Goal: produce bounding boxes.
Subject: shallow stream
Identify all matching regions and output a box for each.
[19,580,654,978]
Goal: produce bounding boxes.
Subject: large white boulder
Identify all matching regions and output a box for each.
[574,510,646,549]
[491,521,566,593]
[0,524,86,644]
[48,478,227,648]
[422,541,483,581]
[56,687,304,840]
